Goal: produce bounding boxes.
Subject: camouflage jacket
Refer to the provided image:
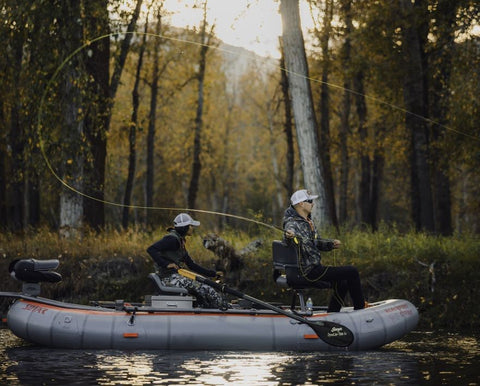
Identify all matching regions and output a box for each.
[282,206,335,276]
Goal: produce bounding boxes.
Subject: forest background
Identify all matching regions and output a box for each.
[0,0,479,330]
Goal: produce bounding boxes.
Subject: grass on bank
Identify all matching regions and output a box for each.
[1,226,479,330]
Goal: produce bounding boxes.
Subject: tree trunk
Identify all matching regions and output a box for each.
[280,0,330,226]
[84,0,142,230]
[217,86,235,230]
[338,0,351,226]
[188,2,210,210]
[108,0,143,105]
[371,124,386,231]
[400,0,434,232]
[58,0,84,236]
[146,7,162,228]
[82,0,110,230]
[430,0,455,235]
[122,16,149,229]
[354,70,371,227]
[318,0,339,230]
[279,40,294,198]
[10,39,25,231]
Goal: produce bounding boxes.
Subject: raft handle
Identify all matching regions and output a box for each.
[127,307,137,325]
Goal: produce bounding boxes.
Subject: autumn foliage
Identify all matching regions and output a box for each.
[0,0,479,235]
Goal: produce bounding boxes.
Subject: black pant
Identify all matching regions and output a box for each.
[307,265,365,312]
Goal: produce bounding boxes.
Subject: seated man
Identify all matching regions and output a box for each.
[283,189,367,312]
[147,213,224,309]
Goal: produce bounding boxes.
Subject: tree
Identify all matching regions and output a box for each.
[280,0,331,226]
[83,0,143,230]
[58,1,85,236]
[447,34,480,233]
[310,0,339,230]
[7,14,27,231]
[188,1,214,210]
[0,1,36,231]
[122,10,150,229]
[279,39,295,199]
[145,6,162,228]
[428,0,456,235]
[141,19,198,226]
[244,62,287,224]
[80,0,110,231]
[399,0,435,232]
[0,0,479,234]
[335,0,351,226]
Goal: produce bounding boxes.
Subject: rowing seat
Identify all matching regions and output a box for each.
[9,258,62,283]
[272,240,330,312]
[148,273,189,296]
[8,258,63,296]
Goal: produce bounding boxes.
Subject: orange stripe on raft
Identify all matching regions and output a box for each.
[123,333,139,338]
[17,299,331,319]
[303,334,319,339]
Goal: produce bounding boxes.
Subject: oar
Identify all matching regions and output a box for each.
[178,268,354,347]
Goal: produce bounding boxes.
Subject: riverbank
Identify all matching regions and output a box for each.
[1,227,479,331]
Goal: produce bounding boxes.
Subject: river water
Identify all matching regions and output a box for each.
[0,328,478,385]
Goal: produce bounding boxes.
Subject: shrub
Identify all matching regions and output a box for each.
[1,227,479,330]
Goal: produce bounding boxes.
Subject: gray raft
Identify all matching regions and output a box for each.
[2,257,418,350]
[4,294,418,351]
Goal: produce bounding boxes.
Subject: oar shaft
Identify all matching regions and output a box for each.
[177,269,354,347]
[186,272,305,321]
[179,268,303,323]
[179,269,244,298]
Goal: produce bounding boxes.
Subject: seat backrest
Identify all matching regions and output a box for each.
[272,240,331,290]
[272,240,298,269]
[148,273,189,295]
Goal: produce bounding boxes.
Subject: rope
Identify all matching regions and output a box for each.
[293,237,329,282]
[292,236,346,308]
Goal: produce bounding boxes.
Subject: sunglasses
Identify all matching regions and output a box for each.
[304,199,313,204]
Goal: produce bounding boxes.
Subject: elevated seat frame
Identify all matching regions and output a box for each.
[272,240,330,313]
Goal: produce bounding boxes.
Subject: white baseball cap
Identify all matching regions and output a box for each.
[290,189,319,205]
[173,213,200,227]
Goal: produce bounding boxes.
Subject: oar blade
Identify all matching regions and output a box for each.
[309,320,354,347]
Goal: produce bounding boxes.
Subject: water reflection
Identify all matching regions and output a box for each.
[90,351,422,385]
[1,329,479,385]
[390,331,480,384]
[3,345,106,385]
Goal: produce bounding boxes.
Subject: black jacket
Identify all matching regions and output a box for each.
[147,229,216,278]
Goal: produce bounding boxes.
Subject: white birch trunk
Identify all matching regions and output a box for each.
[59,20,84,237]
[59,99,84,236]
[280,0,330,226]
[56,3,85,237]
[60,189,83,237]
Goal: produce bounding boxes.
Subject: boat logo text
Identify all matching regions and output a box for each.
[22,303,48,315]
[327,326,348,337]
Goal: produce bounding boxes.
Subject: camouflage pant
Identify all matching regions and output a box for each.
[160,273,225,309]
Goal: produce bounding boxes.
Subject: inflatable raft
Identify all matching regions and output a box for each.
[1,258,419,351]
